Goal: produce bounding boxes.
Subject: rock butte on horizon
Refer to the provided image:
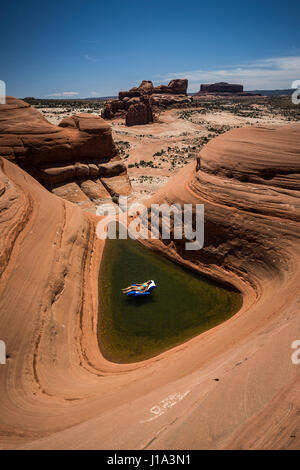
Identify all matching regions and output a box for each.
[200,81,243,93]
[103,78,191,125]
[0,97,132,205]
[195,81,261,97]
[103,79,260,125]
[0,121,300,449]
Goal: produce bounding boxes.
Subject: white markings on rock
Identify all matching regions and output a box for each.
[141,390,190,423]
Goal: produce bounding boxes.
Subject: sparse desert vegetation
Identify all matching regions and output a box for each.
[27,98,106,124]
[31,95,299,199]
[101,96,299,198]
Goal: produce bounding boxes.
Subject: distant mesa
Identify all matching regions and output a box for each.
[195,81,261,98]
[200,82,243,94]
[0,97,131,205]
[103,79,191,125]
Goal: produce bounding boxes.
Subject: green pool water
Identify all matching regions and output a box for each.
[98,237,242,363]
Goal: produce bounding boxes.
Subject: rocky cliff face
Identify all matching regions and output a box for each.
[200,82,243,93]
[125,96,154,126]
[103,79,190,123]
[147,123,300,270]
[0,97,131,204]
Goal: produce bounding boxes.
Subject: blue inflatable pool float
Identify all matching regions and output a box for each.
[123,280,156,297]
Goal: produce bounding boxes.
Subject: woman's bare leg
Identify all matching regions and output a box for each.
[122,285,140,293]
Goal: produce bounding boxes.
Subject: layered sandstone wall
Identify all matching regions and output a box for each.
[0,97,131,202]
[145,124,300,276]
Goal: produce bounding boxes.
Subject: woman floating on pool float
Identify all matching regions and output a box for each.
[122,280,156,297]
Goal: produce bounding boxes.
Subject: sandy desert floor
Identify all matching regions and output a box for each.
[41,99,294,201]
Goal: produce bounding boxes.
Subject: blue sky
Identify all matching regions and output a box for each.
[1,0,300,98]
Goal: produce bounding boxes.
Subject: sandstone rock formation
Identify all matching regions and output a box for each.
[0,97,131,203]
[151,93,191,108]
[0,123,299,450]
[125,96,154,126]
[153,78,188,95]
[119,80,154,99]
[200,82,243,93]
[103,79,191,123]
[119,78,188,100]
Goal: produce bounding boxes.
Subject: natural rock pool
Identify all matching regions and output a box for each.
[98,238,242,363]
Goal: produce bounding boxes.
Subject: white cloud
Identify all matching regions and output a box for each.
[46,91,79,97]
[89,91,100,97]
[157,56,300,91]
[84,54,99,62]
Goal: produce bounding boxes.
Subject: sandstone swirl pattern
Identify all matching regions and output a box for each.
[0,123,299,449]
[0,97,131,205]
